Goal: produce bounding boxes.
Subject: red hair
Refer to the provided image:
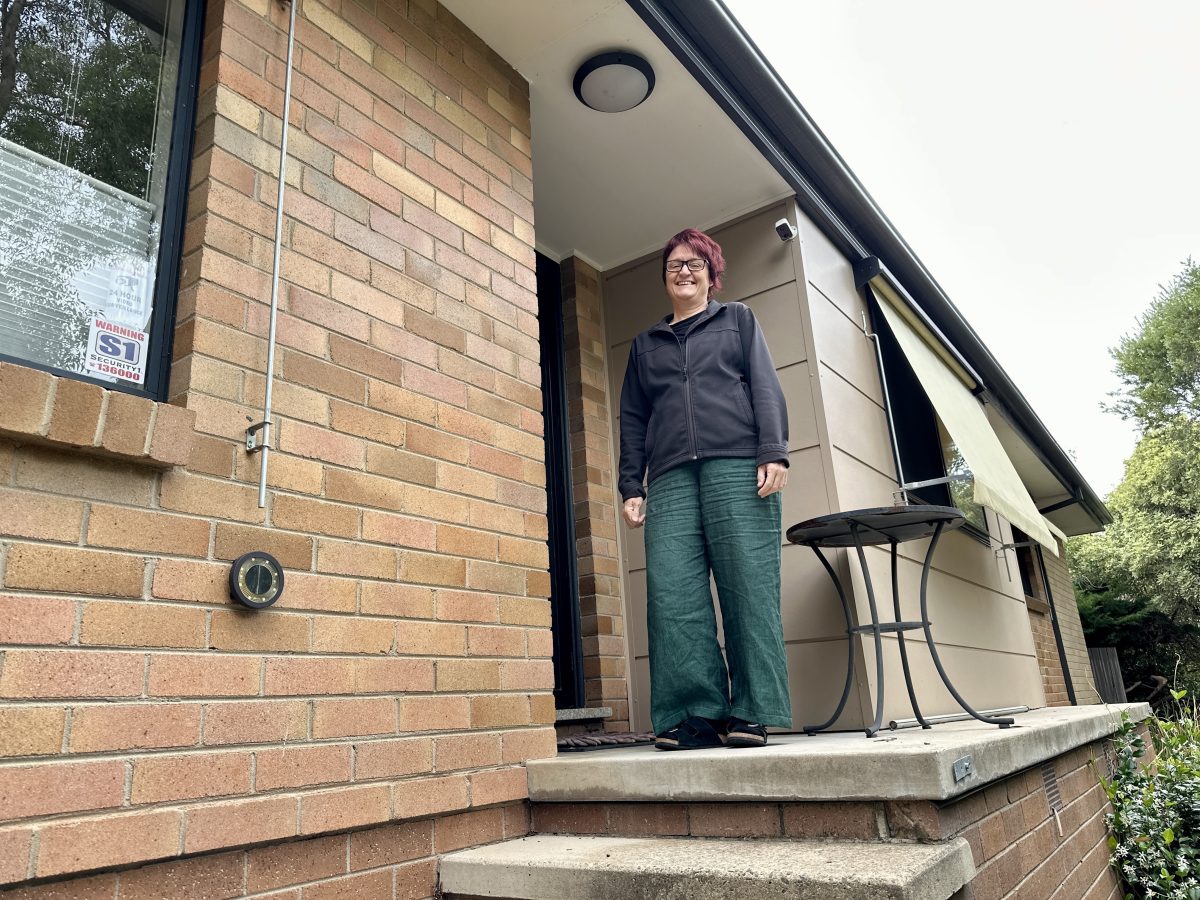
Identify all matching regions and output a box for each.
[661,228,725,297]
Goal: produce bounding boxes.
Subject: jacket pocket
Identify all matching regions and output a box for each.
[735,382,754,425]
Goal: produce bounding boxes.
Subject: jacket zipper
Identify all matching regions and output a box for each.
[676,330,698,460]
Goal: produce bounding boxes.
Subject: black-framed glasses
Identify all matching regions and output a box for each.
[665,258,707,273]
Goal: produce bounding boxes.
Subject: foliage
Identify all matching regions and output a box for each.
[1102,698,1200,899]
[1078,590,1200,696]
[0,0,164,198]
[1108,261,1200,431]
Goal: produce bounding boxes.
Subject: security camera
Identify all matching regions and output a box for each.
[774,218,797,242]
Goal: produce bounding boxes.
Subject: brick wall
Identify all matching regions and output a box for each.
[1029,608,1070,707]
[0,0,555,891]
[559,257,629,730]
[1043,540,1103,704]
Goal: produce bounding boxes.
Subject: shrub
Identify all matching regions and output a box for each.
[1103,694,1200,898]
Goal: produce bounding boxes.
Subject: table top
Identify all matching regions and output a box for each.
[786,505,965,547]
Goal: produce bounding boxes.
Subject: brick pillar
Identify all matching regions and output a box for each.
[560,257,629,730]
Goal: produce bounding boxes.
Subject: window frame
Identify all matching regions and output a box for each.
[867,291,992,545]
[0,0,204,402]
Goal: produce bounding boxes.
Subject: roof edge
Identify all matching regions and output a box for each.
[626,0,1111,528]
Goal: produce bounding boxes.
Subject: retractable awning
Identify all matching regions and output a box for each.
[873,289,1062,555]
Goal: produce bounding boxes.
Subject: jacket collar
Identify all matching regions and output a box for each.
[650,299,724,337]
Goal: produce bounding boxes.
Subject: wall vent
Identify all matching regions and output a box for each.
[1041,761,1064,836]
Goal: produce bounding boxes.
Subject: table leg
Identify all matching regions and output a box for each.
[919,521,1015,728]
[803,546,856,735]
[850,522,886,737]
[891,539,931,729]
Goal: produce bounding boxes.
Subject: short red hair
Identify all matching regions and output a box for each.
[661,228,725,297]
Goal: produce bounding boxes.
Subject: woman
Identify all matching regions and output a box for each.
[619,227,792,750]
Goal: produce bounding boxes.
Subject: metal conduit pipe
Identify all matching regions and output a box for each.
[247,0,298,508]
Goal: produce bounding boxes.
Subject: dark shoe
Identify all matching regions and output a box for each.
[654,716,726,751]
[725,717,767,748]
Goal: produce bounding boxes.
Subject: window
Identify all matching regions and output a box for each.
[0,0,198,397]
[1010,526,1048,606]
[871,294,990,540]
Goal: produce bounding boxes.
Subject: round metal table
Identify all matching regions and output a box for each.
[787,505,1015,737]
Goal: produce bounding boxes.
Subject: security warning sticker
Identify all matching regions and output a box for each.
[84,317,149,385]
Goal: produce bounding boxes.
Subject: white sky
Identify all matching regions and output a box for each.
[726,0,1200,496]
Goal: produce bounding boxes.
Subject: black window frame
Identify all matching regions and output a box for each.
[868,291,991,544]
[0,0,205,402]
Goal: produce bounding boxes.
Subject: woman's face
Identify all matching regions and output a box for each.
[665,244,711,307]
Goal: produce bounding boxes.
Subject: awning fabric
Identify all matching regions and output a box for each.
[874,292,1060,555]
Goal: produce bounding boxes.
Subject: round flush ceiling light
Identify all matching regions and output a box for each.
[573,52,655,113]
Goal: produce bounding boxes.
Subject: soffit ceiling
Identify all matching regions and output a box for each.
[441,0,790,270]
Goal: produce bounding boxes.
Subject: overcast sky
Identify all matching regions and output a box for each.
[725,0,1200,496]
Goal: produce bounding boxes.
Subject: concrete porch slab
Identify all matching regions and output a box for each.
[440,834,974,900]
[527,703,1149,803]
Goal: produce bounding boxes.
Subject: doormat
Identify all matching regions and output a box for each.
[557,732,656,752]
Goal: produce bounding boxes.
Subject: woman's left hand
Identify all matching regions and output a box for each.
[757,461,788,498]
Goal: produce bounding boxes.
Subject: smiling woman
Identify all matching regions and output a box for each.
[0,0,194,395]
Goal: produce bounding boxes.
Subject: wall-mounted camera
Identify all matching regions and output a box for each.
[774,218,797,242]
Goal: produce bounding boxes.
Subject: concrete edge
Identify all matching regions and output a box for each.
[526,704,1152,803]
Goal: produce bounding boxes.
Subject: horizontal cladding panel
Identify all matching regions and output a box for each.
[809,285,883,405]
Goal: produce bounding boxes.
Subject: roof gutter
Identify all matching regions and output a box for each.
[626,0,1111,529]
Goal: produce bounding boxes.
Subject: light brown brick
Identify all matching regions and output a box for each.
[13,446,155,505]
[361,582,434,618]
[354,737,434,781]
[361,510,437,549]
[300,784,390,835]
[256,743,352,791]
[501,727,558,765]
[437,524,498,560]
[86,504,211,556]
[0,826,32,883]
[99,391,154,457]
[36,810,181,878]
[71,703,201,753]
[5,544,144,597]
[436,659,499,694]
[0,707,66,758]
[435,732,501,773]
[468,766,528,808]
[115,849,245,899]
[159,470,265,523]
[468,624,526,658]
[80,600,207,649]
[349,820,432,871]
[313,697,396,739]
[209,608,311,652]
[151,558,229,604]
[303,869,393,900]
[271,494,360,538]
[202,699,308,746]
[0,650,143,699]
[148,653,261,698]
[148,401,197,467]
[399,550,467,587]
[470,694,529,729]
[398,620,466,657]
[352,657,435,694]
[316,538,397,579]
[0,759,125,819]
[0,488,85,542]
[0,595,75,645]
[398,695,470,732]
[184,795,299,854]
[213,522,314,569]
[263,657,354,695]
[245,832,347,894]
[310,615,395,654]
[365,445,438,486]
[131,750,252,803]
[435,807,506,854]
[500,659,554,691]
[0,363,53,436]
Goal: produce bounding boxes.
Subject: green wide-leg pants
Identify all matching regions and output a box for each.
[644,457,793,735]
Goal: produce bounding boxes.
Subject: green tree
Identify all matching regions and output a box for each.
[1071,261,1200,685]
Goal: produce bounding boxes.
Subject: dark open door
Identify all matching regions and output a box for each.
[536,252,584,709]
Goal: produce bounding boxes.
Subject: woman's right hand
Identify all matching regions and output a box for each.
[622,497,646,529]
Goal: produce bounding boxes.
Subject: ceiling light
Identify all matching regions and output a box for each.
[573,52,655,113]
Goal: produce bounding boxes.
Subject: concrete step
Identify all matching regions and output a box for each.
[439,834,975,900]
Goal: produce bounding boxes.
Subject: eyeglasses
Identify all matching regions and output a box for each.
[665,258,707,273]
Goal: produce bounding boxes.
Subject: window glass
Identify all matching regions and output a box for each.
[0,0,184,388]
[936,418,987,532]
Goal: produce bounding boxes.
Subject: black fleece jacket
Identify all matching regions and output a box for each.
[618,300,789,501]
